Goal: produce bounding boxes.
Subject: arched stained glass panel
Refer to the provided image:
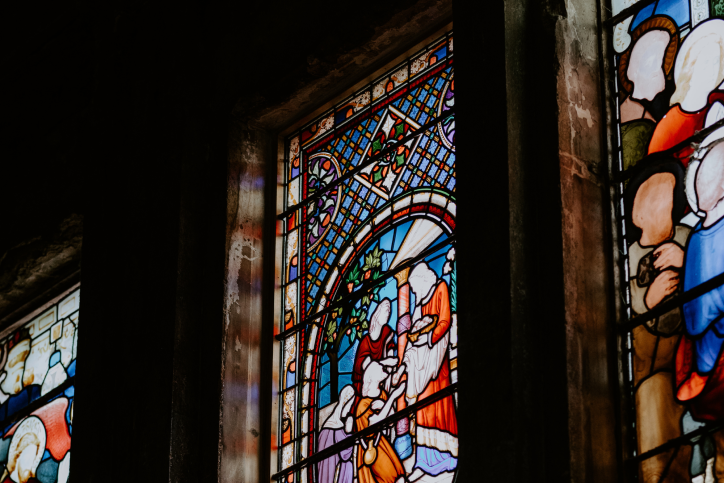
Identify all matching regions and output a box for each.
[275,31,457,483]
[609,1,724,480]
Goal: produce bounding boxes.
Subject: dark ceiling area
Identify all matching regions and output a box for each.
[1,0,449,321]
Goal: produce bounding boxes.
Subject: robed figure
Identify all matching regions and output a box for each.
[353,300,396,408]
[399,262,457,481]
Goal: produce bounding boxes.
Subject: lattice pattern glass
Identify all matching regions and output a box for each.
[276,31,458,483]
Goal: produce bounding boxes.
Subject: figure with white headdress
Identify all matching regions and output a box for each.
[317,385,355,483]
[395,262,457,481]
[352,299,397,409]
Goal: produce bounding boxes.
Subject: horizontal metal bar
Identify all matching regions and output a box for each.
[279,108,455,221]
[614,119,724,183]
[271,382,459,480]
[625,416,724,465]
[618,271,724,333]
[604,0,656,27]
[2,377,75,428]
[275,236,455,341]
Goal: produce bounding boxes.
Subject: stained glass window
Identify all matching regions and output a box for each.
[0,288,78,483]
[609,1,724,480]
[274,31,457,483]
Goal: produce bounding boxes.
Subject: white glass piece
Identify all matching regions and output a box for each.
[613,16,634,54]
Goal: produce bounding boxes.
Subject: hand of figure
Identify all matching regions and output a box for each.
[646,270,679,309]
[371,400,385,411]
[654,243,685,270]
[392,364,406,386]
[392,381,407,399]
[380,357,398,367]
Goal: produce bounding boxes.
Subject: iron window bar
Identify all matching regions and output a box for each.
[604,0,657,27]
[0,376,74,430]
[617,272,724,333]
[271,382,459,481]
[613,119,724,183]
[278,108,456,222]
[275,235,456,341]
[625,415,724,466]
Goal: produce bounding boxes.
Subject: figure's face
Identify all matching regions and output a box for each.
[633,172,676,246]
[629,30,670,101]
[696,143,724,214]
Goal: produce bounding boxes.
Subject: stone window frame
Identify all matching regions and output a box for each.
[221,5,454,481]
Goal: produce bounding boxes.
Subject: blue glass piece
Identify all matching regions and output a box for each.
[42,449,52,461]
[49,351,61,367]
[428,253,446,277]
[320,362,330,387]
[335,110,349,126]
[0,437,9,463]
[655,0,690,25]
[352,130,360,142]
[378,279,398,303]
[319,385,330,407]
[395,434,414,460]
[67,360,76,378]
[338,341,359,372]
[64,385,75,398]
[36,457,60,483]
[379,229,394,251]
[394,221,414,250]
[631,1,657,29]
[7,390,29,417]
[337,374,353,394]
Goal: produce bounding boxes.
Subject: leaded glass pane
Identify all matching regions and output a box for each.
[276,31,456,483]
[609,2,724,480]
[0,288,78,482]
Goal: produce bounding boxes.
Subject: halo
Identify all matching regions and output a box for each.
[8,416,46,477]
[618,16,679,95]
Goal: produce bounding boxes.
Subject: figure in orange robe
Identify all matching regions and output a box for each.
[400,262,457,480]
[647,91,724,165]
[355,361,406,483]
